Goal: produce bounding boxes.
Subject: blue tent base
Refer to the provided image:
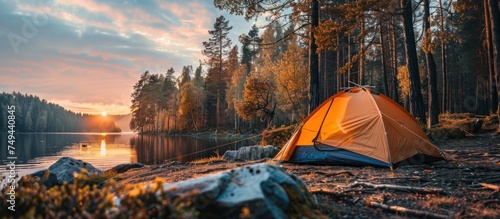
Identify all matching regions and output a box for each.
[288,145,443,168]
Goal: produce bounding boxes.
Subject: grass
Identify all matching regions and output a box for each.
[189,150,223,165]
[78,170,118,188]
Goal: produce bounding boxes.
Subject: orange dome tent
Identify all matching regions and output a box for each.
[274,87,444,169]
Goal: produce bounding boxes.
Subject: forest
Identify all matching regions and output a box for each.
[0,92,122,133]
[129,0,500,134]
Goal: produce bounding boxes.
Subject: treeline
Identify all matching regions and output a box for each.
[0,92,121,132]
[130,21,309,133]
[130,0,500,133]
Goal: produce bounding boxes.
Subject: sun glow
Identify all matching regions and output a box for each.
[101,111,107,116]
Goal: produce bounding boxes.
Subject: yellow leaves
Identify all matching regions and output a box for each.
[236,74,276,121]
[178,81,205,117]
[422,29,438,54]
[128,187,141,198]
[397,65,410,100]
[240,206,252,218]
[315,19,340,52]
[274,37,309,121]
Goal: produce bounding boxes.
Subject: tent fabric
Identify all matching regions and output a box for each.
[274,87,444,168]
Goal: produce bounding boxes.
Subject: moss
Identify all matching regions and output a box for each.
[0,172,199,218]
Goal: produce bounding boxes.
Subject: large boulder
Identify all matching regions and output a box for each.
[222,145,280,161]
[153,163,316,218]
[30,157,102,185]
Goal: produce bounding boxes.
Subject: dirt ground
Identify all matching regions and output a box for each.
[115,133,500,218]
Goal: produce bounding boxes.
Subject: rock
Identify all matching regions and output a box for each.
[155,163,316,218]
[161,171,231,202]
[222,145,280,161]
[30,169,58,187]
[222,150,238,161]
[30,157,102,185]
[110,163,144,173]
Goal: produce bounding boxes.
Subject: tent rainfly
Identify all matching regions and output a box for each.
[274,87,445,169]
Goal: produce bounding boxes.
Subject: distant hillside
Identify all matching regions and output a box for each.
[0,92,121,132]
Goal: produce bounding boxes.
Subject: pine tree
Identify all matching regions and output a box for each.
[130,71,162,133]
[202,15,233,131]
[240,24,262,75]
[161,68,178,132]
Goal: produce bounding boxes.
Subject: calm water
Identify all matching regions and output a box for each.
[0,133,259,177]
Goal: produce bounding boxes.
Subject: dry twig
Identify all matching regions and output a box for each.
[310,190,351,198]
[346,181,445,194]
[480,183,500,191]
[367,201,451,219]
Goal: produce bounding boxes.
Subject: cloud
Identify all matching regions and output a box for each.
[49,99,131,115]
[0,0,254,115]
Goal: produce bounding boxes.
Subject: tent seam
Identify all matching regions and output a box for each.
[367,90,393,169]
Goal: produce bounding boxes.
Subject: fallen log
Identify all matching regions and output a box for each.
[367,201,451,219]
[346,181,445,194]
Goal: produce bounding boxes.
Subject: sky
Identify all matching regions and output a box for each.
[0,0,257,115]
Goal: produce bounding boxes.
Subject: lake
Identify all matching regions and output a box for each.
[0,133,260,177]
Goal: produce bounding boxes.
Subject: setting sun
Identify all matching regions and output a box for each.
[101,111,107,117]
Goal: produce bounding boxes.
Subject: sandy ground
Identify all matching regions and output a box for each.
[114,134,500,218]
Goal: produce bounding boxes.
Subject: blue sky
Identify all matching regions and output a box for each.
[0,0,257,114]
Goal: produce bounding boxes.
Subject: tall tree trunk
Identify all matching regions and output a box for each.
[359,20,365,85]
[485,0,499,114]
[400,0,427,122]
[489,0,500,118]
[438,0,448,113]
[217,34,223,132]
[337,33,341,91]
[424,0,439,127]
[167,114,170,133]
[323,52,327,99]
[348,34,352,84]
[216,89,220,131]
[309,0,319,112]
[380,22,390,96]
[391,16,400,101]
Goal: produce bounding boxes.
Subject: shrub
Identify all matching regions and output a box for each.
[0,171,199,218]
